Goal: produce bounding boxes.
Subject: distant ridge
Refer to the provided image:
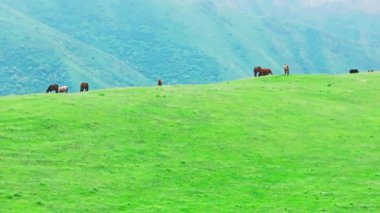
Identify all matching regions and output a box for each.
[1,0,379,95]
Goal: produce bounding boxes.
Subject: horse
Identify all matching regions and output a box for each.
[58,86,69,93]
[46,84,59,93]
[254,66,273,77]
[284,64,290,75]
[80,82,89,92]
[261,68,273,76]
[349,69,359,74]
[158,79,163,86]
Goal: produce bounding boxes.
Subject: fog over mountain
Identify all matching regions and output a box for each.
[303,0,380,12]
[0,0,379,95]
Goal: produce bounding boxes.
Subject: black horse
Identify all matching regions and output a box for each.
[46,84,59,93]
[349,69,359,74]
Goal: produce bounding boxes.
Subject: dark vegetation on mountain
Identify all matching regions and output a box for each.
[0,0,379,96]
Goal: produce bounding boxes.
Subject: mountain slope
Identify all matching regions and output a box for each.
[1,0,379,95]
[0,73,379,211]
[0,3,152,95]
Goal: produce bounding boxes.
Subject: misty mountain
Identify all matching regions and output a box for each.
[0,0,379,95]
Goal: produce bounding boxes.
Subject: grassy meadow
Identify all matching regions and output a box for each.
[0,73,379,212]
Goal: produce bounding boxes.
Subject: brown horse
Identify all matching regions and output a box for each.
[254,66,273,77]
[158,79,163,86]
[58,86,68,93]
[80,82,89,92]
[46,84,59,93]
[284,64,290,75]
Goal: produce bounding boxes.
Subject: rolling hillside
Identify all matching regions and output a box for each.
[0,73,379,211]
[1,0,379,96]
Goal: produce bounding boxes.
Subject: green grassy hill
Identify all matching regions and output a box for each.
[0,73,379,212]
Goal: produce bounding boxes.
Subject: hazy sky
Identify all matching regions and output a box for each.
[304,0,345,6]
[304,0,380,12]
[223,0,380,13]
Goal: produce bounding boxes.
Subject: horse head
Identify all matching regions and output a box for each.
[254,66,262,77]
[46,84,59,93]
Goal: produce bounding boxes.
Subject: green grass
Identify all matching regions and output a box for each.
[0,73,379,212]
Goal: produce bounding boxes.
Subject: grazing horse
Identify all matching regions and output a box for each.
[46,84,59,93]
[349,69,359,74]
[254,66,262,77]
[254,66,273,77]
[80,82,89,92]
[284,64,290,75]
[58,86,68,93]
[158,79,163,86]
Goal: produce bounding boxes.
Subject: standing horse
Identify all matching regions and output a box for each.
[284,64,290,75]
[80,82,89,92]
[58,86,69,93]
[254,66,273,77]
[46,84,59,93]
[158,79,163,86]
